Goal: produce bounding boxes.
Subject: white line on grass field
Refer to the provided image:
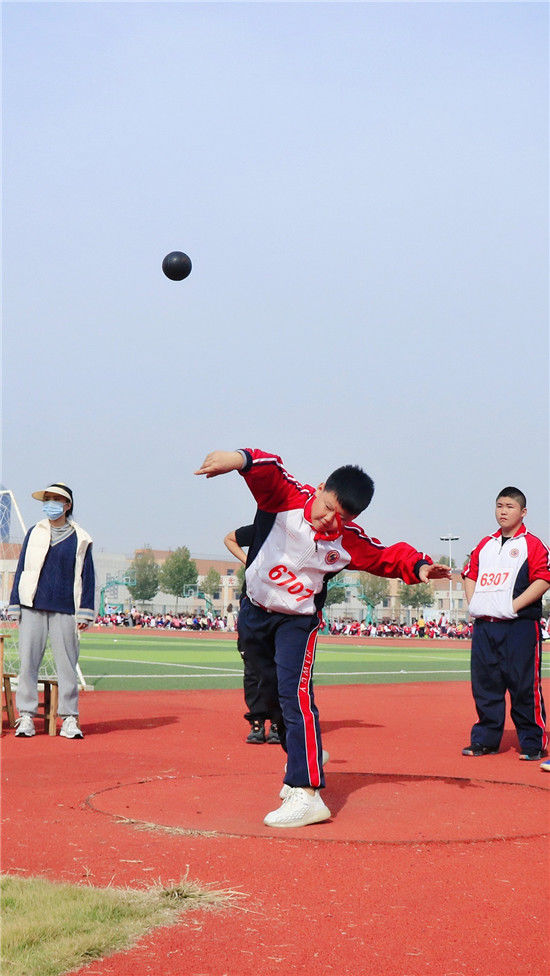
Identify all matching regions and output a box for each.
[80,655,241,673]
[326,668,476,678]
[89,668,468,679]
[322,664,549,675]
[90,671,469,679]
[90,674,242,679]
[321,653,470,664]
[87,664,550,680]
[315,645,470,661]
[320,669,473,675]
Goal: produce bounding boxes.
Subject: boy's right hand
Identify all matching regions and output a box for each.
[194,450,245,478]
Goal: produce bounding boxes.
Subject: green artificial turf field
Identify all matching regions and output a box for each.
[75,631,496,691]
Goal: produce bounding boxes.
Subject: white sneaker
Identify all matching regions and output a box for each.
[15,714,35,737]
[280,749,330,800]
[264,787,331,828]
[59,715,83,739]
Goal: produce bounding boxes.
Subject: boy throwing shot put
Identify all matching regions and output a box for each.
[462,487,550,761]
[196,448,450,829]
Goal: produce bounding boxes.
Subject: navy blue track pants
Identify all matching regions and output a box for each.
[237,597,325,789]
[469,618,547,754]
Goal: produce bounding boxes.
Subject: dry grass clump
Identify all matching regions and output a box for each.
[1,872,240,976]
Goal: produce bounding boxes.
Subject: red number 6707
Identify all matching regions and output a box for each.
[268,564,314,602]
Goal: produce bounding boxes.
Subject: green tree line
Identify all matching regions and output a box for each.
[126,547,198,605]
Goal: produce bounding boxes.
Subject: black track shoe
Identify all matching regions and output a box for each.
[246,720,266,744]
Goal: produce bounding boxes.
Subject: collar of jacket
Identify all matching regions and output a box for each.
[492,523,527,540]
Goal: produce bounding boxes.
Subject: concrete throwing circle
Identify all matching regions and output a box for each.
[87,771,550,844]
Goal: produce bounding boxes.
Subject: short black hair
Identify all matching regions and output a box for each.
[324,465,375,518]
[496,486,526,510]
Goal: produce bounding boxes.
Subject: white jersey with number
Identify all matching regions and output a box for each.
[467,536,527,619]
[463,525,550,621]
[245,508,350,614]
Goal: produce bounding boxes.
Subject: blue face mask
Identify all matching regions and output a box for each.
[43,500,65,520]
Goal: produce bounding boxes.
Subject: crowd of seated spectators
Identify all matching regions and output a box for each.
[88,609,549,641]
[94,608,234,631]
[328,617,474,639]
[93,611,474,638]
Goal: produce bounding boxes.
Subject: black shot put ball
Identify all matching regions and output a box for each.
[162,251,192,281]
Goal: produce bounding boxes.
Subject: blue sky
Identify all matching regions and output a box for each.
[2,1,548,564]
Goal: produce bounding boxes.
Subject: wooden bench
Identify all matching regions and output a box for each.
[37,678,59,736]
[1,635,16,730]
[1,635,59,734]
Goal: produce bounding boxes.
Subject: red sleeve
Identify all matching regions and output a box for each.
[239,449,313,513]
[462,536,492,582]
[526,534,550,584]
[341,522,432,585]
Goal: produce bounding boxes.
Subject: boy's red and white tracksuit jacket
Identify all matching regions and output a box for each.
[462,525,550,621]
[238,448,431,615]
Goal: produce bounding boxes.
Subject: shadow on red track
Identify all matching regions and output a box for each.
[82,715,179,734]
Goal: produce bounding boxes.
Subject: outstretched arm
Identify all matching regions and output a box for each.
[418,563,452,583]
[195,451,245,479]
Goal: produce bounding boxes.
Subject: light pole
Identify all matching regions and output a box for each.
[440,535,459,622]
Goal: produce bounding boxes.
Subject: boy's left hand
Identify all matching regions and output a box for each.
[418,563,452,582]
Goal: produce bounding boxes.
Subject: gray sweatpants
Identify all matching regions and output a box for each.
[16,608,80,717]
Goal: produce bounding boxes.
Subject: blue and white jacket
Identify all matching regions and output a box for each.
[9,519,95,622]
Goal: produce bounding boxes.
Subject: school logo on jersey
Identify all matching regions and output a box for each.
[325,550,340,565]
[509,548,520,558]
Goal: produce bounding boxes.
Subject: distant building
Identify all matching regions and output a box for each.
[103,548,244,615]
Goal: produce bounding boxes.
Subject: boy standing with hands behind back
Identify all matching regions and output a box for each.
[196,447,450,829]
[462,487,550,762]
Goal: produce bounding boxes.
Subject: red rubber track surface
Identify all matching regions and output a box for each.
[2,682,548,976]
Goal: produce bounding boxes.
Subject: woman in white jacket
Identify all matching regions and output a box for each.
[9,482,95,739]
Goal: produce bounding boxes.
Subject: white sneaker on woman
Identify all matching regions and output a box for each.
[59,716,83,739]
[15,714,35,737]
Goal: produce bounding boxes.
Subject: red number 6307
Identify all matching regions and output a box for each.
[479,571,509,587]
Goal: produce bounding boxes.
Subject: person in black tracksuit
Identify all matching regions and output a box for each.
[224,523,280,744]
[197,447,450,829]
